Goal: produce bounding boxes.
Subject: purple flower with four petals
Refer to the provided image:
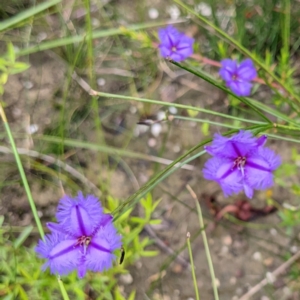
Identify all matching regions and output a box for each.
[158,25,194,62]
[203,131,281,199]
[219,58,257,96]
[35,192,122,278]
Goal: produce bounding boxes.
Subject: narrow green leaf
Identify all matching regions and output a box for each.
[128,290,136,300]
[0,0,62,32]
[13,226,33,249]
[140,250,159,257]
[17,21,171,57]
[6,43,15,62]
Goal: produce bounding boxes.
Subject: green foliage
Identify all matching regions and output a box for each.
[2,0,300,299]
[0,43,29,94]
[0,193,159,299]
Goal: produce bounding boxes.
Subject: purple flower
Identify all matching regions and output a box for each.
[203,131,281,199]
[158,25,194,62]
[219,58,257,96]
[35,192,122,278]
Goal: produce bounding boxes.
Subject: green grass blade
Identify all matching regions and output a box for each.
[187,232,200,300]
[190,187,219,300]
[0,0,61,32]
[58,278,70,300]
[13,226,33,249]
[95,92,266,125]
[16,21,170,56]
[0,108,44,239]
[282,0,290,57]
[247,98,300,126]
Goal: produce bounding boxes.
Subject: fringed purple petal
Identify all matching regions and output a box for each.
[205,131,257,158]
[56,192,103,236]
[256,135,267,147]
[85,223,122,273]
[257,147,281,170]
[35,233,79,276]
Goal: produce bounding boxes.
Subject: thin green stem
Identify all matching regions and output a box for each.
[282,0,290,56]
[187,185,219,300]
[187,232,200,300]
[95,91,265,125]
[58,277,70,300]
[84,0,107,173]
[0,104,44,239]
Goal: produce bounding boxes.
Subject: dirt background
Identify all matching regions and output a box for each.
[1,1,300,300]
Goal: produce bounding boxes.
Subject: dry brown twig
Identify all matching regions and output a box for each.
[0,146,100,194]
[238,249,300,300]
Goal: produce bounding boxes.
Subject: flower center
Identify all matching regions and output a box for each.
[233,156,246,174]
[75,236,92,255]
[232,74,238,81]
[75,236,91,248]
[171,46,177,52]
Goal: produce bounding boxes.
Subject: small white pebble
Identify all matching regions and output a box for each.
[148,8,159,19]
[235,288,243,296]
[290,245,298,253]
[26,124,39,134]
[151,123,162,137]
[220,245,229,255]
[91,18,100,27]
[169,106,178,114]
[283,286,292,296]
[265,272,275,284]
[36,32,47,42]
[167,5,181,20]
[134,124,149,137]
[130,106,137,114]
[138,173,149,184]
[261,296,270,300]
[230,277,237,285]
[173,144,181,153]
[22,80,34,89]
[13,45,20,52]
[119,273,133,285]
[253,251,262,261]
[157,111,166,121]
[270,228,277,236]
[195,2,212,16]
[97,78,106,86]
[148,138,157,147]
[12,107,22,117]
